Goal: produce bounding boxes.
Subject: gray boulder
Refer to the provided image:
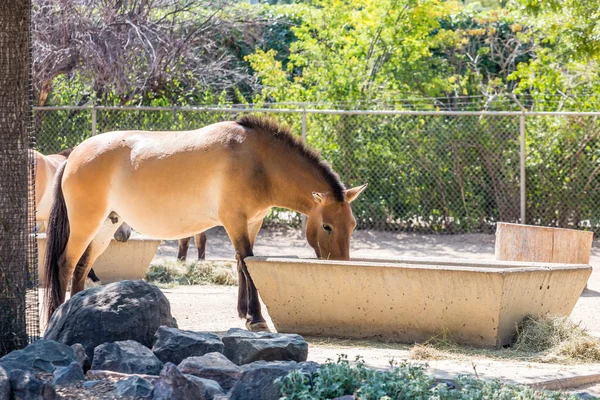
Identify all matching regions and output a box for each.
[9,369,57,400]
[52,361,84,385]
[229,360,319,400]
[178,352,241,390]
[152,363,209,400]
[0,340,77,373]
[44,280,177,360]
[0,366,9,400]
[223,328,308,365]
[92,340,163,375]
[186,375,224,400]
[114,376,154,398]
[71,343,91,372]
[152,327,224,364]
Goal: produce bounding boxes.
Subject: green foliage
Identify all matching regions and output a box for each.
[278,355,580,399]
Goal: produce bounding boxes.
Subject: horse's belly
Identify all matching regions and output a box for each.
[110,178,223,240]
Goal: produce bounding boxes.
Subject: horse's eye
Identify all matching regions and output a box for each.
[322,224,333,234]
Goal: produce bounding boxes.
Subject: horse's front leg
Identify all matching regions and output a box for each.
[223,219,268,332]
[177,237,191,261]
[195,232,207,261]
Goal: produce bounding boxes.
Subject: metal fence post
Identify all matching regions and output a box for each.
[301,109,308,233]
[520,113,526,224]
[91,106,97,136]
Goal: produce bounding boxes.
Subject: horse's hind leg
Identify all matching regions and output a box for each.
[177,237,191,261]
[71,213,122,294]
[195,233,207,261]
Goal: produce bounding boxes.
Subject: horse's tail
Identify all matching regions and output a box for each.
[44,161,70,323]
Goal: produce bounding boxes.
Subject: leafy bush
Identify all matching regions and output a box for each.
[278,355,580,400]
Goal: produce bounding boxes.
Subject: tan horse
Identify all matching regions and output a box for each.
[33,149,72,231]
[33,149,131,284]
[44,115,367,330]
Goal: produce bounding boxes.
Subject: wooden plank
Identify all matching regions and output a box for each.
[495,223,593,264]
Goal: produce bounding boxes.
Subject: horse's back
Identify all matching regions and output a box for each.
[62,121,254,238]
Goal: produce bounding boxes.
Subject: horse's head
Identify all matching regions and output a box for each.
[114,222,132,242]
[306,184,367,260]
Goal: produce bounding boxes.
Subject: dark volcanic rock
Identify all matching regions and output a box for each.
[71,343,91,372]
[44,280,177,360]
[0,340,77,373]
[151,363,208,400]
[229,360,319,400]
[152,327,223,365]
[52,361,85,385]
[92,340,164,375]
[9,369,57,400]
[114,376,154,398]
[178,352,241,390]
[223,328,308,365]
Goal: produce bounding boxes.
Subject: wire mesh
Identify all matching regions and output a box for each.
[31,106,600,235]
[0,0,39,357]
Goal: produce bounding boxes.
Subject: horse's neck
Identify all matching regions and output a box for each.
[266,154,332,216]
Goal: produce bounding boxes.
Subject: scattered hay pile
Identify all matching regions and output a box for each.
[514,315,600,363]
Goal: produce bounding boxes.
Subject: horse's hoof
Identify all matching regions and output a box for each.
[246,321,270,332]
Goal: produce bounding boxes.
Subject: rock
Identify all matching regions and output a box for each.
[92,340,164,375]
[52,361,85,385]
[9,369,57,400]
[0,366,9,400]
[151,363,208,400]
[185,375,224,400]
[82,380,103,389]
[333,397,356,400]
[71,343,91,372]
[576,394,597,400]
[44,280,177,360]
[114,376,154,398]
[179,352,241,390]
[229,360,319,400]
[223,328,308,365]
[152,327,224,365]
[0,340,77,373]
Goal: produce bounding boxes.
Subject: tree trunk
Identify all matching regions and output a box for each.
[0,0,33,356]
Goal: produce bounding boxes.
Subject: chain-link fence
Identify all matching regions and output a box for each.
[33,106,600,234]
[1,0,39,357]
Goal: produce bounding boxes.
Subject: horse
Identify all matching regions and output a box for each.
[178,233,207,261]
[44,115,367,331]
[32,149,132,282]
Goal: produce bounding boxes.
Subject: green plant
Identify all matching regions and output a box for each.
[278,355,582,399]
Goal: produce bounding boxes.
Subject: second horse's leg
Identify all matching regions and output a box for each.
[177,237,191,262]
[195,232,207,261]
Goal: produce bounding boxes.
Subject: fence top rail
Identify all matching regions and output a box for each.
[31,105,600,117]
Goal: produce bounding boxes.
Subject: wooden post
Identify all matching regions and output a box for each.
[495,222,593,264]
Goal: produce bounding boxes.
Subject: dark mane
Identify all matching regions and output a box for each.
[237,115,346,202]
[57,148,73,158]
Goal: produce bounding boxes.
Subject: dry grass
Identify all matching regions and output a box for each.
[514,315,600,363]
[409,344,444,360]
[145,260,237,287]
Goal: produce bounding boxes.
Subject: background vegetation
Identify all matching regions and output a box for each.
[33,0,600,232]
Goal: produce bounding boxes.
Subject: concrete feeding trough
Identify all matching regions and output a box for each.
[246,224,593,347]
[37,234,161,286]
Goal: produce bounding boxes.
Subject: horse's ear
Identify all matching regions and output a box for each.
[344,183,368,203]
[312,192,325,204]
